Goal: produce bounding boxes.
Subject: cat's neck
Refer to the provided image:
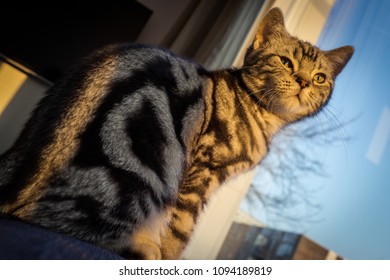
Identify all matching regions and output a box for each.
[207,69,286,140]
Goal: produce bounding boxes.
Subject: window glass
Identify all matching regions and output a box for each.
[244,0,390,259]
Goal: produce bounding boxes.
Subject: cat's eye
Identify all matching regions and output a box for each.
[280,56,293,70]
[313,73,326,84]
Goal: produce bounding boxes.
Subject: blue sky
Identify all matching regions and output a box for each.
[242,0,390,259]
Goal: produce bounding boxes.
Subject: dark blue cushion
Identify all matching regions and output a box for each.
[0,214,123,260]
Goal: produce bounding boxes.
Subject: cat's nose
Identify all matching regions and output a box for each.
[295,73,311,89]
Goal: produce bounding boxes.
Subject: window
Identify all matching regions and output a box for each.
[245,0,390,260]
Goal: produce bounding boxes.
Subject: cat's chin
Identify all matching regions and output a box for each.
[270,97,313,122]
[279,88,318,117]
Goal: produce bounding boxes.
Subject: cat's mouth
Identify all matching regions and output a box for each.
[297,92,304,105]
[294,87,311,105]
[280,87,311,113]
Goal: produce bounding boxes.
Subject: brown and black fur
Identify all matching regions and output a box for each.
[0,8,353,259]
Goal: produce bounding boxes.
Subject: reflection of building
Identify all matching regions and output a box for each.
[217,222,342,260]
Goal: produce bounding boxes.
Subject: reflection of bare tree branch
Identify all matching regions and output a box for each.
[244,114,357,231]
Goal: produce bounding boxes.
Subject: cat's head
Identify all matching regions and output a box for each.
[242,7,354,122]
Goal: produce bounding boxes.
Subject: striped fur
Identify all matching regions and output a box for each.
[0,8,353,259]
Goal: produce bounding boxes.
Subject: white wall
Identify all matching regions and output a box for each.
[274,0,335,43]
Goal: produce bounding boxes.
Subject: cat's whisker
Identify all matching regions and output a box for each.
[319,108,350,162]
[314,113,331,155]
[265,89,280,111]
[323,107,349,142]
[234,86,270,112]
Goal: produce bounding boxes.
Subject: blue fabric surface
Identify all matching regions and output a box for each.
[0,215,123,260]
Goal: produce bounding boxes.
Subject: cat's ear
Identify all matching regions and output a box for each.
[325,46,354,78]
[251,7,287,50]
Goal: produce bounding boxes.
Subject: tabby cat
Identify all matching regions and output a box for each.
[0,8,353,259]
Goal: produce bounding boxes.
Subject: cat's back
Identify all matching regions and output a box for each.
[0,43,207,215]
[110,43,208,94]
